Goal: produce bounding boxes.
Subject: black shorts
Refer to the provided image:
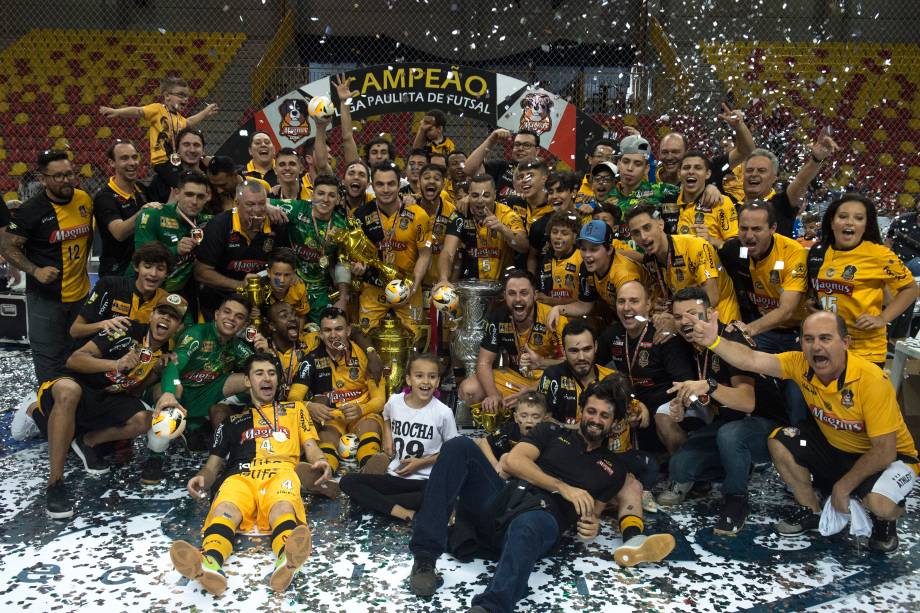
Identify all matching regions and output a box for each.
[770,420,915,500]
[34,378,147,438]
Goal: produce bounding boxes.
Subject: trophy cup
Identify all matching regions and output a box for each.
[334,218,408,286]
[239,276,271,328]
[369,314,413,397]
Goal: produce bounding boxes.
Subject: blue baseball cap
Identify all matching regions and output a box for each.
[577,220,613,246]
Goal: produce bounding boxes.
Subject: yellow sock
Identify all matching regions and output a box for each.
[620,514,644,541]
[356,431,382,467]
[271,513,298,558]
[202,515,236,566]
[319,442,339,472]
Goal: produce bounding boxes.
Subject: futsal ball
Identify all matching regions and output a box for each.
[150,406,187,441]
[431,285,460,318]
[308,95,335,120]
[384,279,411,305]
[338,433,359,460]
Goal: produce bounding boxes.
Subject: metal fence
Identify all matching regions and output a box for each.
[1,0,918,214]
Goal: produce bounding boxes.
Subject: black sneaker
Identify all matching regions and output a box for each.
[140,455,165,485]
[70,435,110,475]
[714,495,749,536]
[774,504,820,536]
[46,480,74,519]
[408,555,442,597]
[868,517,899,554]
[182,428,212,452]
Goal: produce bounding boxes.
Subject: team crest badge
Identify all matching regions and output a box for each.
[842,265,857,281]
[533,334,543,346]
[680,225,690,234]
[336,380,344,389]
[79,205,88,217]
[518,91,554,135]
[399,217,409,230]
[825,268,836,278]
[277,98,311,142]
[675,269,684,282]
[782,426,799,438]
[263,238,274,253]
[638,350,650,368]
[349,367,359,380]
[712,356,720,372]
[841,388,854,408]
[769,270,780,285]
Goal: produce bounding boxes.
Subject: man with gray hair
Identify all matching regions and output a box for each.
[742,131,838,237]
[194,180,287,320]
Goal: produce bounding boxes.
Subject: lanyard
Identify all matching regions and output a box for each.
[376,199,406,249]
[624,324,649,379]
[512,311,536,362]
[310,209,333,250]
[176,204,198,230]
[252,401,279,433]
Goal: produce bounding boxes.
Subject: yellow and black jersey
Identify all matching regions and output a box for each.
[421,198,463,286]
[243,159,278,187]
[288,340,385,415]
[537,362,617,424]
[300,174,314,200]
[353,200,432,287]
[578,248,650,307]
[7,190,93,302]
[142,103,188,166]
[808,241,915,363]
[778,351,918,467]
[458,203,524,281]
[75,321,164,394]
[211,400,318,477]
[536,249,582,302]
[428,136,456,156]
[94,177,147,276]
[79,276,168,333]
[641,234,741,323]
[263,278,310,319]
[673,191,738,242]
[481,302,563,374]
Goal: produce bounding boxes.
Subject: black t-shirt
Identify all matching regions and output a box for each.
[74,321,163,394]
[769,190,797,238]
[197,209,285,280]
[522,422,625,530]
[0,199,10,228]
[528,213,551,256]
[483,159,517,201]
[596,321,696,410]
[887,213,920,264]
[537,362,612,424]
[708,153,731,194]
[94,180,147,276]
[147,162,208,204]
[486,420,522,458]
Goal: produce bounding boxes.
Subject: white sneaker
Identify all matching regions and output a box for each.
[11,393,39,441]
[641,490,659,514]
[614,533,676,567]
[657,481,693,506]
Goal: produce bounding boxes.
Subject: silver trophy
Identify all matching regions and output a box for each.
[450,280,503,427]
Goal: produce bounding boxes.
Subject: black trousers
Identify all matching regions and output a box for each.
[340,472,427,516]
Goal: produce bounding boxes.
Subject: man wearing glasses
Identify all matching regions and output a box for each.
[1,150,94,381]
[463,128,542,201]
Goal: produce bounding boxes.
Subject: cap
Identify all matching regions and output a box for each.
[590,161,617,177]
[577,220,613,246]
[619,134,651,158]
[155,293,189,320]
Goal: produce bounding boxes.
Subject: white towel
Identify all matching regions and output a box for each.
[819,497,872,537]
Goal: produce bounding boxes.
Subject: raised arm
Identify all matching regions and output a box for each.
[688,312,784,379]
[332,75,360,165]
[464,129,509,177]
[99,105,144,119]
[787,134,839,212]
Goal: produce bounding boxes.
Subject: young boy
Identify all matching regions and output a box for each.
[99,76,218,166]
[262,248,310,331]
[535,211,583,306]
[340,353,458,520]
[474,390,547,478]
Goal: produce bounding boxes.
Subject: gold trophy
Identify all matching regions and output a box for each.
[239,276,271,328]
[470,403,511,433]
[369,313,414,397]
[334,218,407,285]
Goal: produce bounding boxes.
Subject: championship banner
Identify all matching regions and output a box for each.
[217,63,605,171]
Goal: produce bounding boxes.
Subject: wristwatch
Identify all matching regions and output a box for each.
[706,377,719,395]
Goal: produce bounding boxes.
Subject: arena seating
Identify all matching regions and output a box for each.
[701,41,920,213]
[0,29,245,201]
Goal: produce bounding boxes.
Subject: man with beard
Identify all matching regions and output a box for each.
[626,204,741,325]
[340,160,372,217]
[206,155,244,214]
[408,376,676,612]
[658,288,784,536]
[661,151,738,249]
[438,175,527,284]
[146,127,208,204]
[2,150,94,382]
[458,269,564,414]
[69,242,172,342]
[596,281,696,451]
[32,294,186,517]
[169,353,331,595]
[413,164,463,291]
[194,181,287,320]
[463,128,541,201]
[739,133,838,238]
[93,140,153,276]
[243,131,278,187]
[688,310,918,553]
[135,171,213,319]
[352,163,431,337]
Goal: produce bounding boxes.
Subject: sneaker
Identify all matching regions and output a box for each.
[408,555,442,597]
[614,533,676,567]
[46,480,74,520]
[11,395,39,441]
[70,435,109,475]
[295,462,340,499]
[657,481,693,506]
[868,517,899,554]
[774,505,820,537]
[269,524,313,592]
[641,490,659,514]
[140,455,165,485]
[466,607,489,613]
[170,540,228,596]
[361,452,390,475]
[713,495,749,536]
[182,428,212,452]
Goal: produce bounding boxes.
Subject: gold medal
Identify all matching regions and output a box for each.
[273,431,288,442]
[385,251,396,264]
[318,255,329,269]
[170,153,181,166]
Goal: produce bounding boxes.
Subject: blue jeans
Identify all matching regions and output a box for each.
[754,329,808,425]
[669,416,778,497]
[905,256,920,276]
[410,437,559,613]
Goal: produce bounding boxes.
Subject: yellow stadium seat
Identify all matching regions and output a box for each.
[75,114,91,127]
[852,141,866,152]
[53,137,69,150]
[48,125,64,138]
[55,103,70,115]
[872,129,889,141]
[10,162,27,176]
[898,193,916,208]
[0,150,6,161]
[905,179,920,193]
[879,153,894,166]
[909,167,920,180]
[96,126,112,139]
[79,164,93,178]
[900,142,917,154]
[3,191,19,204]
[13,112,28,124]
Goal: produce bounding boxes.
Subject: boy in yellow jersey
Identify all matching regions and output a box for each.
[169,353,331,595]
[458,270,564,414]
[288,307,386,473]
[352,163,432,337]
[413,109,456,156]
[663,151,738,248]
[260,248,310,330]
[99,76,218,166]
[535,210,583,306]
[690,311,919,554]
[625,204,741,327]
[440,174,528,283]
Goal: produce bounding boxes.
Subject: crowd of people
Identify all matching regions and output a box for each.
[1,73,918,612]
